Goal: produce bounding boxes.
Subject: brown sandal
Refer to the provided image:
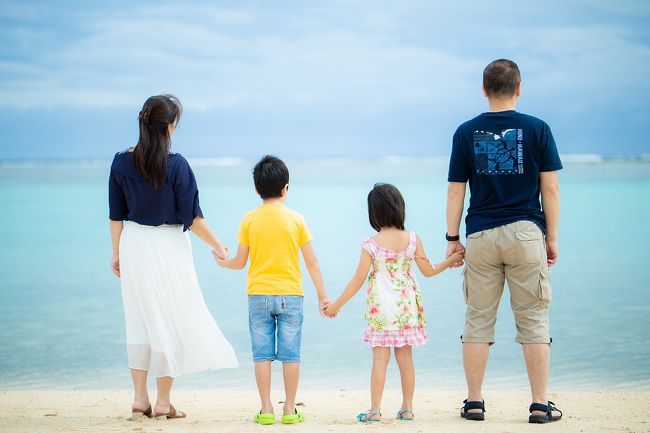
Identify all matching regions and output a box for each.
[128,405,153,421]
[155,404,187,420]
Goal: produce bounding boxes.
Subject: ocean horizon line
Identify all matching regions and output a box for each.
[1,153,649,168]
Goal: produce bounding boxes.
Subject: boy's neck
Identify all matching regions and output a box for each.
[262,197,286,205]
[487,96,518,112]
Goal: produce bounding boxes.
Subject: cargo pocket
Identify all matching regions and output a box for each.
[462,266,469,304]
[465,231,484,263]
[537,269,552,306]
[515,230,543,264]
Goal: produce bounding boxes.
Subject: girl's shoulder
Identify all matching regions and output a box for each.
[361,236,376,256]
[402,231,418,256]
[362,231,416,257]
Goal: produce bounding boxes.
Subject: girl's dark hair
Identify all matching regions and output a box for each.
[133,94,182,189]
[253,155,289,199]
[367,183,405,232]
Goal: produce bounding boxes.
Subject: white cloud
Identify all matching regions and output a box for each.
[0,0,648,123]
[0,4,481,114]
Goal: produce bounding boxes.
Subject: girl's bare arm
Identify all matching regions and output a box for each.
[415,235,463,277]
[324,249,372,317]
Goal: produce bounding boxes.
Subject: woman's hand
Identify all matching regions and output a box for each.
[212,244,249,270]
[212,244,229,260]
[111,254,121,278]
[212,251,228,268]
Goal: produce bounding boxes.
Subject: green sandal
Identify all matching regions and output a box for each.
[254,412,275,425]
[397,409,414,420]
[282,409,304,424]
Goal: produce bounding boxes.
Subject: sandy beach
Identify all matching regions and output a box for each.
[1,388,648,433]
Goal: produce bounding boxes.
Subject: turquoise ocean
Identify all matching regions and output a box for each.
[0,158,648,390]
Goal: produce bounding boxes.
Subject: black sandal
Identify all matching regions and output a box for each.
[529,401,562,424]
[460,399,485,421]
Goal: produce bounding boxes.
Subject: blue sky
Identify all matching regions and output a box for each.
[0,0,649,159]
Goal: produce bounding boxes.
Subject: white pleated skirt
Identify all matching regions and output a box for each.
[119,221,238,377]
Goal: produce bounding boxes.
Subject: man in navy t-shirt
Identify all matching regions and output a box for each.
[446,59,563,424]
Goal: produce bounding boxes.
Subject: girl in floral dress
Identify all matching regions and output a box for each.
[324,183,463,423]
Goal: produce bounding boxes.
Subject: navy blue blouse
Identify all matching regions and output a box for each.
[108,151,203,231]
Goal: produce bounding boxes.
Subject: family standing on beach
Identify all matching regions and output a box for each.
[108,59,563,425]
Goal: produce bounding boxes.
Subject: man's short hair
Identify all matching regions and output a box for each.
[483,59,521,98]
[253,155,289,199]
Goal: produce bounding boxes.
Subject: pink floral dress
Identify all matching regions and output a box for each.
[361,231,428,347]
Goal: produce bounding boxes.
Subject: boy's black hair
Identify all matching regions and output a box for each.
[367,183,405,232]
[483,58,521,98]
[253,155,289,199]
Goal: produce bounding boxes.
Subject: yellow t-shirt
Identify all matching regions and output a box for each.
[238,203,313,295]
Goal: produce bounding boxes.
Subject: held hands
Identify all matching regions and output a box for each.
[322,300,340,318]
[449,250,465,266]
[446,241,465,268]
[110,254,120,278]
[319,297,333,318]
[211,244,229,267]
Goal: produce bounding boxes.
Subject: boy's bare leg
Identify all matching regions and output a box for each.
[394,345,415,418]
[282,362,300,415]
[255,361,273,413]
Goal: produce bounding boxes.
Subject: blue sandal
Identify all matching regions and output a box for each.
[357,410,381,423]
[529,401,563,424]
[396,409,414,420]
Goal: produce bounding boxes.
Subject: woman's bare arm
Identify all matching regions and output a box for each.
[109,220,123,277]
[189,216,228,259]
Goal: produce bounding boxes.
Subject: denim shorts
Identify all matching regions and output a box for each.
[248,295,304,363]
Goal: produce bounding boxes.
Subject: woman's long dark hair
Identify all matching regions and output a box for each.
[133,94,182,189]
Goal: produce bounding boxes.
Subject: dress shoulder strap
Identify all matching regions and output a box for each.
[407,231,417,257]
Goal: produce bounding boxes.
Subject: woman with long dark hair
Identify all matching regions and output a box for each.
[109,95,238,420]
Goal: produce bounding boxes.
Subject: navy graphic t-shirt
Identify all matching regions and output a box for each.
[448,110,562,236]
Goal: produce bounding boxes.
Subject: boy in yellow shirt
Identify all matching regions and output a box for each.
[214,155,329,425]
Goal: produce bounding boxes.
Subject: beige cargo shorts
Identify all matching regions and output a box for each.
[462,220,552,344]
